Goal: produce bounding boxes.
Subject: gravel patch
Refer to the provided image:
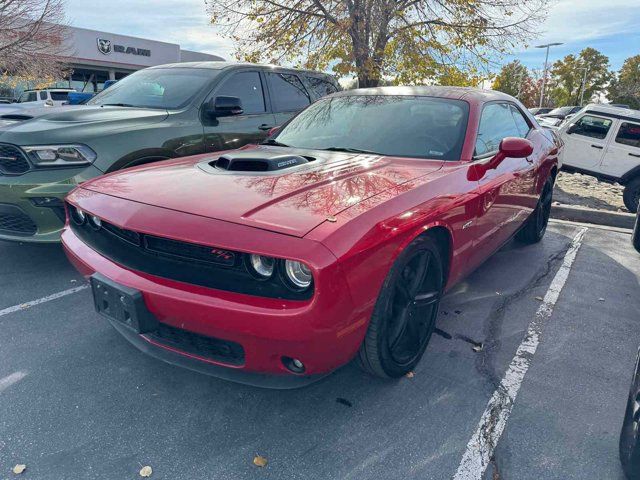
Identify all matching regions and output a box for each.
[554,171,627,212]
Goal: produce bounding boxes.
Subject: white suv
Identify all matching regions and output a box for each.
[557,104,640,212]
[14,88,76,107]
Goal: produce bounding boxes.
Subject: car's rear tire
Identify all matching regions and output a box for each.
[623,178,640,213]
[357,234,444,378]
[620,350,640,479]
[516,176,554,244]
[633,209,640,253]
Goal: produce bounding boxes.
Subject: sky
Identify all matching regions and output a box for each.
[65,0,639,73]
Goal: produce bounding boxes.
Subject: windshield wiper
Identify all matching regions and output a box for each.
[261,139,290,147]
[322,146,381,155]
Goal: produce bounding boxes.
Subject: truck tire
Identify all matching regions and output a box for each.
[623,178,640,213]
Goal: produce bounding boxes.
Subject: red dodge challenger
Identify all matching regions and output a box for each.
[62,86,560,388]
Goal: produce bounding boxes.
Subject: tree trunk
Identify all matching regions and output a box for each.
[357,74,380,88]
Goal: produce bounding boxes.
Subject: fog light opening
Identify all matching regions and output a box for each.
[282,356,305,374]
[88,215,102,230]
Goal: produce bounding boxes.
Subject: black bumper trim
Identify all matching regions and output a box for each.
[108,317,327,390]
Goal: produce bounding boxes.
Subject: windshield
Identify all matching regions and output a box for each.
[274,95,469,160]
[547,106,574,116]
[88,68,218,109]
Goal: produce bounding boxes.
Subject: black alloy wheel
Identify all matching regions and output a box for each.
[358,234,444,378]
[620,349,640,479]
[517,176,554,244]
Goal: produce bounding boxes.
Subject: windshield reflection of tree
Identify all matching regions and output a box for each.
[278,96,464,159]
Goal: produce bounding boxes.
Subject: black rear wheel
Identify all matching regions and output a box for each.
[357,234,444,378]
[517,176,553,244]
[620,350,640,479]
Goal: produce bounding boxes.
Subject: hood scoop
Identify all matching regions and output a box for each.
[0,114,32,121]
[212,151,312,173]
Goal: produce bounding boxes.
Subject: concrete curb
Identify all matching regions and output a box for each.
[551,204,635,229]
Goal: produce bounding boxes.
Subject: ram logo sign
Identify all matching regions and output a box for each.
[96,38,112,55]
[96,38,151,57]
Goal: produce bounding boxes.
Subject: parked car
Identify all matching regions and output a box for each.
[65,80,118,105]
[62,86,560,388]
[536,105,583,127]
[15,88,75,107]
[557,104,640,212]
[620,347,640,479]
[529,107,553,116]
[0,62,339,242]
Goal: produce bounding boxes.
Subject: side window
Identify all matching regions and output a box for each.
[570,115,612,140]
[305,76,338,98]
[475,103,522,156]
[615,122,640,149]
[267,73,311,112]
[214,71,265,115]
[19,92,37,103]
[39,91,47,100]
[510,105,531,137]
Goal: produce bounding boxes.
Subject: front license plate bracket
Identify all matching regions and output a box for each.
[90,273,158,333]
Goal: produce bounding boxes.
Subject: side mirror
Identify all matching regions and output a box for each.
[267,126,280,137]
[205,96,243,118]
[487,137,534,170]
[44,99,54,107]
[566,123,577,134]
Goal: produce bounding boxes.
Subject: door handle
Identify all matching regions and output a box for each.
[258,124,273,131]
[629,152,640,158]
[591,144,604,149]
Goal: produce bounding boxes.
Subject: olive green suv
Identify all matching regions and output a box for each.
[0,62,338,242]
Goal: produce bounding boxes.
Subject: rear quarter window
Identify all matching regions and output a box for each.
[615,122,640,149]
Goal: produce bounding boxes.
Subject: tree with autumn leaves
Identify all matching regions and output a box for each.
[207,0,549,88]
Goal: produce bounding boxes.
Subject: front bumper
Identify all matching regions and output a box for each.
[61,199,368,388]
[0,165,102,243]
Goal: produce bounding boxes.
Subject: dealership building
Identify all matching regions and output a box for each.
[57,26,225,92]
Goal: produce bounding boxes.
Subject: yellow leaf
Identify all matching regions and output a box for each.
[253,455,268,467]
[12,464,26,474]
[139,465,152,477]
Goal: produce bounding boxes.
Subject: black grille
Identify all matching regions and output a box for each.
[68,209,313,300]
[147,322,245,365]
[0,144,30,175]
[0,204,37,236]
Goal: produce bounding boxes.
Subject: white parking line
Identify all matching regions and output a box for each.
[452,227,588,480]
[0,285,89,318]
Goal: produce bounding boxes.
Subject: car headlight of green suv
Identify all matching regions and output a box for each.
[22,145,97,167]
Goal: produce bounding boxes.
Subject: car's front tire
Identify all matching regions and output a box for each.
[620,349,640,479]
[517,176,554,244]
[357,234,444,378]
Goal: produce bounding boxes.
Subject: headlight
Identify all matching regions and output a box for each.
[248,254,275,278]
[70,206,86,225]
[283,260,313,289]
[23,144,96,166]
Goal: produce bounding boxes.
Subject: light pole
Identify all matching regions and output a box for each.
[536,42,564,108]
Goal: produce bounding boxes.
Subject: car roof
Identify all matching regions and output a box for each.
[330,85,517,102]
[581,103,640,120]
[147,61,334,76]
[24,88,75,92]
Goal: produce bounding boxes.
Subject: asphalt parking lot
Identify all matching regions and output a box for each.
[1,220,638,480]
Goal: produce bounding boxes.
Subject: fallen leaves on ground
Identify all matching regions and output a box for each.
[139,465,152,477]
[253,455,268,467]
[598,298,605,302]
[534,296,544,301]
[12,464,26,474]
[472,343,484,353]
[405,371,415,378]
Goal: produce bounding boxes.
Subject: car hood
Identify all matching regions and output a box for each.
[81,145,444,237]
[0,105,168,138]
